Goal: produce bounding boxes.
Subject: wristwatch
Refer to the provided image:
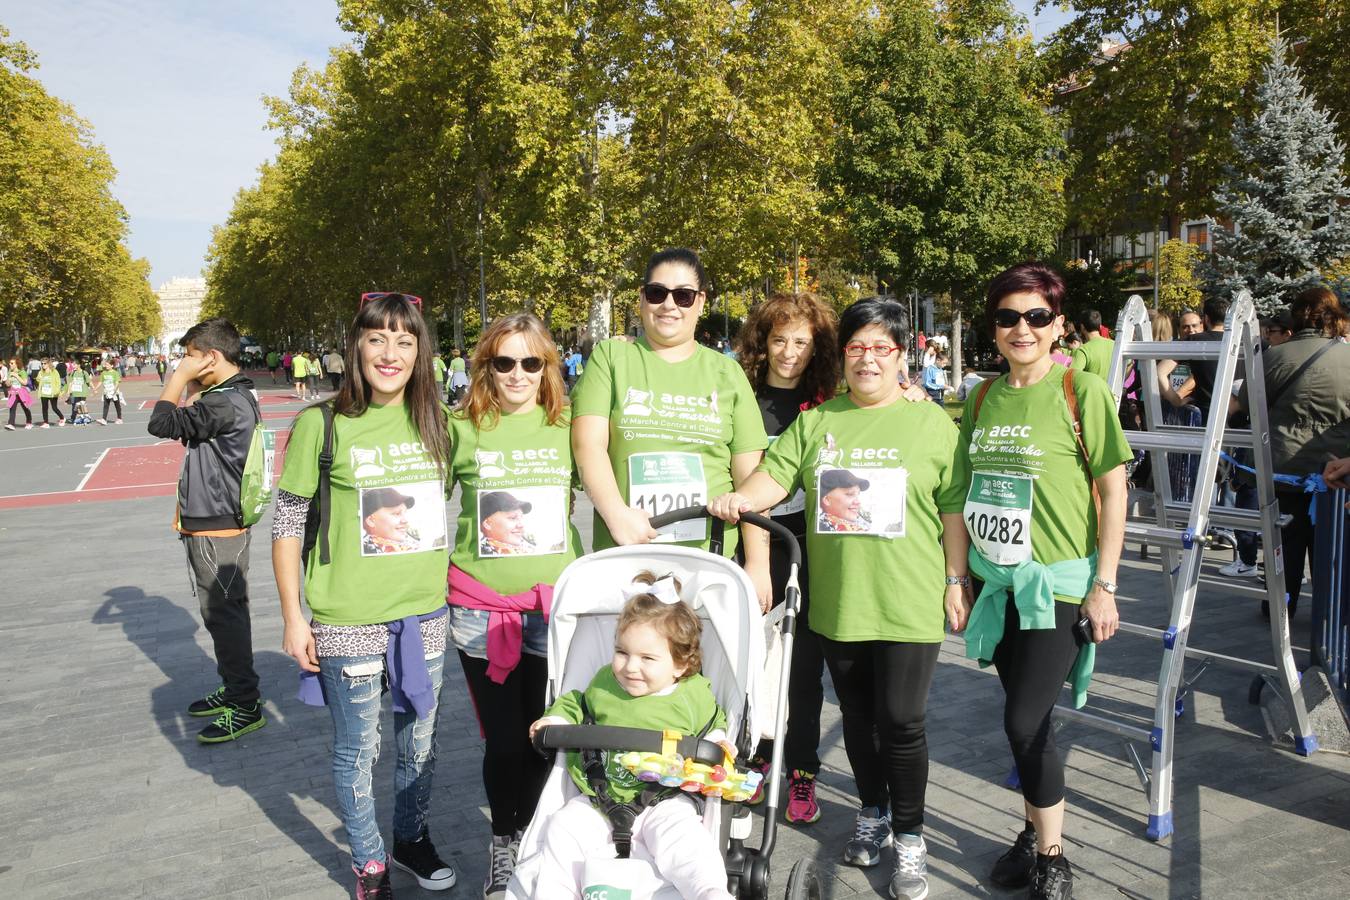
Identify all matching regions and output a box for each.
[945,575,971,587]
[1092,576,1118,594]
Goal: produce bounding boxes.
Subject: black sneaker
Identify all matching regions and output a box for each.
[1028,852,1073,900]
[483,833,514,899]
[990,825,1037,887]
[392,831,456,891]
[196,701,265,743]
[187,686,228,718]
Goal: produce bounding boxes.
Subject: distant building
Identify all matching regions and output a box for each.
[154,277,206,354]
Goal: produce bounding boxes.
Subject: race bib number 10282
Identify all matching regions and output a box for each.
[964,471,1033,566]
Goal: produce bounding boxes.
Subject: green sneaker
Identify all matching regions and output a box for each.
[197,702,266,743]
[187,686,229,718]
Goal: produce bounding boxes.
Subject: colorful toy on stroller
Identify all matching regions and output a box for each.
[509,508,821,899]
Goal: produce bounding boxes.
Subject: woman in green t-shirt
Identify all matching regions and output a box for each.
[444,312,582,897]
[272,293,457,898]
[709,297,971,900]
[571,247,772,608]
[949,262,1131,899]
[35,359,66,427]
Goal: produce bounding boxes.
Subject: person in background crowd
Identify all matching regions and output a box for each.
[1262,310,1294,348]
[732,291,841,825]
[62,359,92,424]
[5,364,34,430]
[305,351,322,401]
[324,347,345,392]
[156,355,168,385]
[36,358,66,428]
[0,359,10,401]
[1070,310,1114,377]
[1179,309,1203,337]
[923,352,949,404]
[266,349,281,384]
[432,350,447,398]
[1235,286,1350,619]
[95,360,124,424]
[27,356,40,390]
[952,262,1130,900]
[291,349,308,401]
[956,368,985,401]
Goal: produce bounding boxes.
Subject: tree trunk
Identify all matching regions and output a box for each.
[951,308,963,388]
[586,288,612,346]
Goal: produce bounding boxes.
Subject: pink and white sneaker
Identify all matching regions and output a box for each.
[353,859,391,900]
[786,769,822,824]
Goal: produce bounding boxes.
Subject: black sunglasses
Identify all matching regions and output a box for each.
[490,356,545,374]
[641,283,700,308]
[993,307,1056,329]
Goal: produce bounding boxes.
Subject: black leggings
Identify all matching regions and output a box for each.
[8,400,32,426]
[754,523,827,774]
[458,650,551,837]
[1278,491,1314,615]
[40,396,64,423]
[819,637,940,833]
[991,593,1085,809]
[102,397,123,419]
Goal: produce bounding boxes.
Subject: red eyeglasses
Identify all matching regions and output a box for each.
[359,292,423,310]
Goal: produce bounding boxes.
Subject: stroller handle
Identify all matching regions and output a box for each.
[648,505,801,569]
[533,723,724,767]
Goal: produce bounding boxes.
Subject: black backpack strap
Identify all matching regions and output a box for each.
[317,402,335,566]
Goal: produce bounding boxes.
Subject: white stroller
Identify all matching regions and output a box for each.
[507,508,822,899]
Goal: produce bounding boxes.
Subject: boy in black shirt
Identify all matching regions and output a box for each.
[148,317,265,743]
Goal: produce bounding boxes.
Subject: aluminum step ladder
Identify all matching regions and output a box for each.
[1051,292,1317,841]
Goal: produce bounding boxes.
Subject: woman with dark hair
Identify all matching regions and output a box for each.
[732,292,839,823]
[446,312,582,898]
[950,262,1131,900]
[571,247,772,606]
[1237,285,1350,618]
[709,296,970,900]
[272,293,456,899]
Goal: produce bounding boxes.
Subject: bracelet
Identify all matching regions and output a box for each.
[1092,576,1117,594]
[945,575,970,587]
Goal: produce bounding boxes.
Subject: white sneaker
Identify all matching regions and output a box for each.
[1218,560,1258,577]
[3,424,13,431]
[23,423,33,429]
[39,423,50,429]
[890,834,929,900]
[114,418,124,424]
[96,418,107,425]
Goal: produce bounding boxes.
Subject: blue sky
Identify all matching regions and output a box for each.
[2,1,1072,286]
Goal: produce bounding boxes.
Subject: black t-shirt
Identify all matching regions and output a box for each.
[1184,330,1225,405]
[756,384,809,536]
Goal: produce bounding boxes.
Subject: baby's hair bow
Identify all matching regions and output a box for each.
[621,575,681,605]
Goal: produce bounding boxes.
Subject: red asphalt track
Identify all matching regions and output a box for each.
[0,431,292,510]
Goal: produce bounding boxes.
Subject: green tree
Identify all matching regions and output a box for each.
[1201,39,1350,314]
[829,0,1067,377]
[1156,238,1203,313]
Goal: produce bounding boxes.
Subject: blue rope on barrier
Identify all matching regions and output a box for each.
[1219,452,1333,524]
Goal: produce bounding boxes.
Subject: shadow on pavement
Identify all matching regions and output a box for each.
[92,585,348,892]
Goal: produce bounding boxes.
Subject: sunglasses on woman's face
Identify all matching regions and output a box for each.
[641,283,700,308]
[490,356,545,374]
[993,307,1056,329]
[359,291,423,310]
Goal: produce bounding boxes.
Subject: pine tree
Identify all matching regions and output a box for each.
[1202,38,1350,314]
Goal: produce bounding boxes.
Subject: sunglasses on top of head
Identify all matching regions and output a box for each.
[641,283,701,308]
[992,307,1056,329]
[490,356,545,374]
[359,291,423,310]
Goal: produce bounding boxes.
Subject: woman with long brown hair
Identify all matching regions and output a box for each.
[273,293,456,899]
[732,292,839,824]
[446,312,582,898]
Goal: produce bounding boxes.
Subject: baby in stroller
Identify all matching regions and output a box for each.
[528,571,736,900]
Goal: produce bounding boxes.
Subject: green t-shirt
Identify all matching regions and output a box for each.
[950,365,1133,600]
[98,369,120,392]
[433,357,447,384]
[278,402,450,626]
[292,356,308,378]
[760,394,963,643]
[448,406,582,594]
[546,666,726,803]
[450,357,466,373]
[267,351,280,368]
[1070,337,1115,377]
[66,370,90,397]
[570,338,768,555]
[36,369,61,398]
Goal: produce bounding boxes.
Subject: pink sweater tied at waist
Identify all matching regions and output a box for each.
[447,565,553,684]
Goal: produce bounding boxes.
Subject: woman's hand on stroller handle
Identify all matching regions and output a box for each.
[603,503,660,545]
[707,492,752,523]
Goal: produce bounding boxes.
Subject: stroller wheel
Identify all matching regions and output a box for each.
[784,859,820,899]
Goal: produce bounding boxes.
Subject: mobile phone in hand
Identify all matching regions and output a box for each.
[1073,615,1097,644]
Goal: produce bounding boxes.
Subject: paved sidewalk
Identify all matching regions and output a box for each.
[3,401,1349,897]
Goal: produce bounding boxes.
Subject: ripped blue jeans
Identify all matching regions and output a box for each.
[317,652,445,868]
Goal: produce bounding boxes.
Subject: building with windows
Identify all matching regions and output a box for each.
[154,277,206,354]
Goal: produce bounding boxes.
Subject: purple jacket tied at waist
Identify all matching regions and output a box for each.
[447,565,553,684]
[297,606,447,719]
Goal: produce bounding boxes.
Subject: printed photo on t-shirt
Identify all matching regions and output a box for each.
[477,486,568,558]
[358,480,448,556]
[814,466,907,537]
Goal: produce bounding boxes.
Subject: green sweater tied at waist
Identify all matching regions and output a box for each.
[963,547,1098,709]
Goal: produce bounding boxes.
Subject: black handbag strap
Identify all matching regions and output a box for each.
[317,402,335,565]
